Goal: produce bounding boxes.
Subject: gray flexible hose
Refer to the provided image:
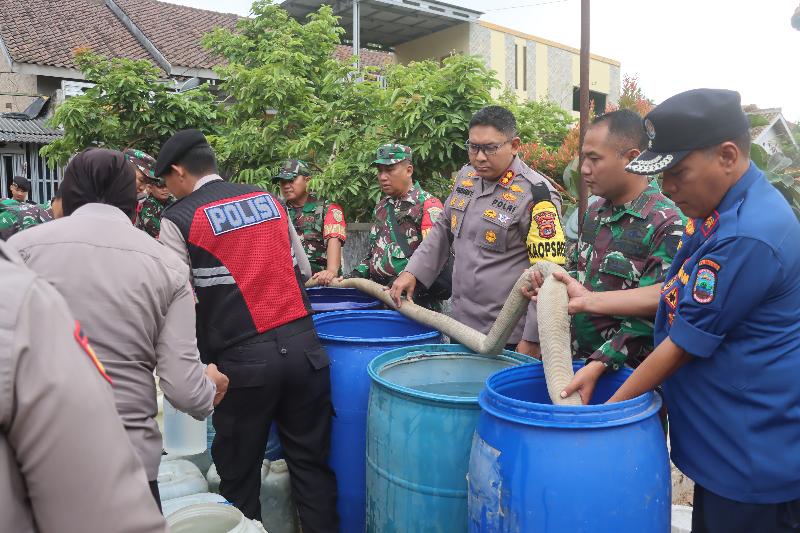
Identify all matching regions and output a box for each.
[307,261,580,405]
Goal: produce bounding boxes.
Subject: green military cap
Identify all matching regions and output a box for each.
[373,143,412,165]
[273,159,311,182]
[124,148,165,186]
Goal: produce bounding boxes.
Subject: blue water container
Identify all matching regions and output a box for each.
[306,287,382,313]
[468,362,670,532]
[365,345,535,533]
[313,310,441,533]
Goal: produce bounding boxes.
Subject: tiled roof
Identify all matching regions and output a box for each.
[0,0,157,70]
[334,45,395,68]
[0,0,394,73]
[112,0,238,70]
[0,116,62,143]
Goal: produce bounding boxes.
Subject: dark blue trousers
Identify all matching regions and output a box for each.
[692,484,800,533]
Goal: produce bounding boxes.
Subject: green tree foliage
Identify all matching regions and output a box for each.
[41,51,219,166]
[495,90,574,149]
[205,1,501,220]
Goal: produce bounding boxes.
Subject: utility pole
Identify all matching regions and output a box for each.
[578,0,590,233]
[353,0,361,68]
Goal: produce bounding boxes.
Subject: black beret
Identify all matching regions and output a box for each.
[626,88,750,175]
[154,129,209,177]
[12,175,30,191]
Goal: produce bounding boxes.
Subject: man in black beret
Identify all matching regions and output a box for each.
[156,130,338,532]
[549,89,800,533]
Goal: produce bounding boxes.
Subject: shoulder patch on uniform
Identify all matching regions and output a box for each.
[460,179,474,187]
[74,321,112,385]
[498,170,515,188]
[485,230,497,243]
[700,211,719,237]
[698,258,720,271]
[693,267,717,304]
[531,201,558,239]
[510,184,523,193]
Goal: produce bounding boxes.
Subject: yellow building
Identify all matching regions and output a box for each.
[395,21,621,113]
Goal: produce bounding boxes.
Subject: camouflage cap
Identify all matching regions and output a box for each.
[273,159,311,182]
[373,144,412,165]
[123,148,163,185]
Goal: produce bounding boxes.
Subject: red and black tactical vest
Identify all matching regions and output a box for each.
[163,180,311,356]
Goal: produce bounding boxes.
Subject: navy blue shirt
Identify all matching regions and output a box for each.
[655,162,800,504]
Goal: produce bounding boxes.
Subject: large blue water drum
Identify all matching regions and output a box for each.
[313,310,441,533]
[468,362,670,532]
[366,345,535,533]
[306,287,382,313]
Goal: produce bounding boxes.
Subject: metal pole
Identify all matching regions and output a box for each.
[353,0,361,68]
[577,0,590,233]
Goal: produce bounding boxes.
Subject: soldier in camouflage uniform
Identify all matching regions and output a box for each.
[552,110,685,401]
[125,148,175,238]
[0,199,52,240]
[350,144,444,310]
[273,159,346,285]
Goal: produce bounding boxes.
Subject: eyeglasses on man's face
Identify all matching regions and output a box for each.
[464,140,510,156]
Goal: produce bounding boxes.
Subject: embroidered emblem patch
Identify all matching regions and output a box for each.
[644,118,656,140]
[661,276,676,294]
[701,211,719,237]
[332,209,343,223]
[485,230,497,243]
[451,214,457,231]
[498,170,514,187]
[458,199,466,209]
[450,197,457,207]
[467,171,476,178]
[461,179,474,187]
[502,193,518,202]
[667,312,675,325]
[497,213,511,224]
[533,210,557,238]
[699,258,721,270]
[693,267,717,304]
[510,184,523,193]
[664,286,679,310]
[685,218,695,236]
[74,321,112,384]
[483,209,497,219]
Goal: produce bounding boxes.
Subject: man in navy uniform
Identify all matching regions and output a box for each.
[157,130,338,532]
[547,89,800,532]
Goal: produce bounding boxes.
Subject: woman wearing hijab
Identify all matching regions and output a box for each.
[7,148,229,510]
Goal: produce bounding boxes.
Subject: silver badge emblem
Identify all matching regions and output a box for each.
[644,118,656,140]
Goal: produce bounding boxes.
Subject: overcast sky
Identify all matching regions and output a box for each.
[175,0,800,121]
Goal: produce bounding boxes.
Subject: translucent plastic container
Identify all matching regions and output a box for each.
[260,460,298,533]
[207,460,299,533]
[671,505,693,533]
[158,459,208,502]
[166,503,267,533]
[163,399,207,456]
[162,492,228,517]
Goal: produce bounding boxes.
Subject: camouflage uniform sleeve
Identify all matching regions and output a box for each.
[323,203,347,243]
[588,208,686,370]
[420,197,444,239]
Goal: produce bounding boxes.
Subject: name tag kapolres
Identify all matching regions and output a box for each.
[205,194,281,235]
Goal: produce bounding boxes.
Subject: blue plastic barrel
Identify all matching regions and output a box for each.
[313,310,441,533]
[468,362,670,532]
[365,345,535,533]
[306,287,382,313]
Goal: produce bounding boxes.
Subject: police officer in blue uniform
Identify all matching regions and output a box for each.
[553,89,800,532]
